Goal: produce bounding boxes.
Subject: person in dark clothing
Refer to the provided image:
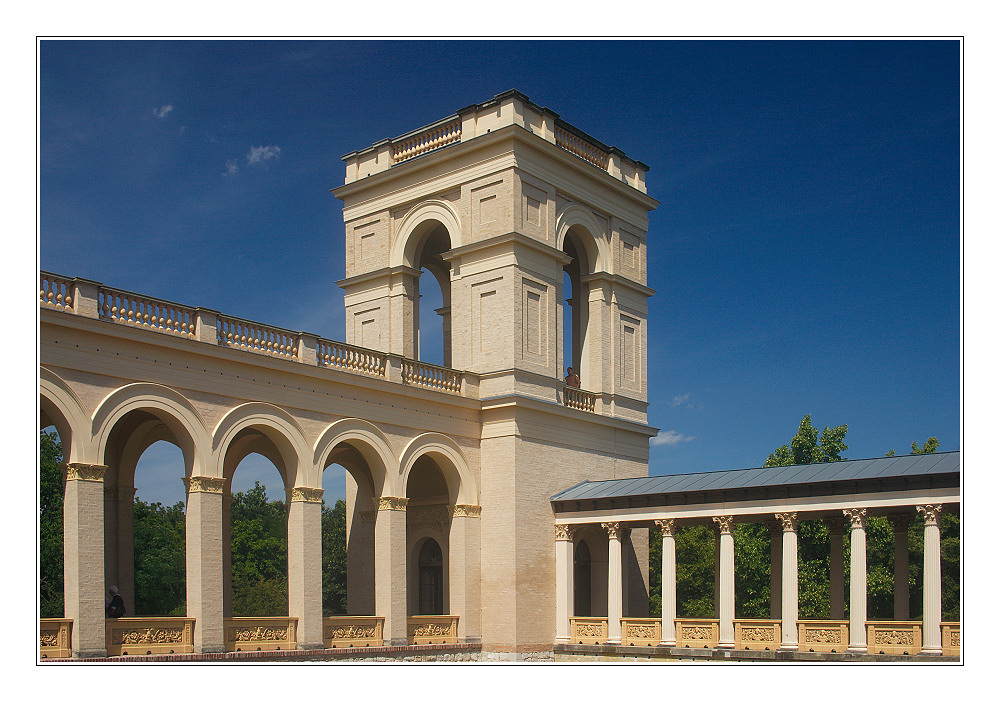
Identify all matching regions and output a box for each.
[106,586,125,618]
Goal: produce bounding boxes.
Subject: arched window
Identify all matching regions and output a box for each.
[574,540,592,616]
[417,538,444,615]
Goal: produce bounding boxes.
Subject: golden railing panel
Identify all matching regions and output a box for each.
[224,617,297,652]
[675,618,719,649]
[408,615,458,644]
[39,618,72,659]
[569,617,608,644]
[106,617,195,656]
[622,617,660,646]
[867,621,922,655]
[941,622,961,656]
[797,620,849,653]
[323,616,384,648]
[734,619,781,651]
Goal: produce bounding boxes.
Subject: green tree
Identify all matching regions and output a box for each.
[133,499,186,615]
[39,429,64,618]
[764,414,848,467]
[230,482,288,616]
[322,499,348,615]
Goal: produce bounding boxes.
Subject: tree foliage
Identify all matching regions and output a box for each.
[133,499,186,616]
[764,414,848,467]
[230,482,289,616]
[322,499,348,615]
[39,430,64,618]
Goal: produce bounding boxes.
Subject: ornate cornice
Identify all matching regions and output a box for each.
[453,504,482,518]
[554,524,578,541]
[289,487,325,503]
[843,508,868,529]
[104,486,137,501]
[186,476,225,494]
[375,496,409,511]
[712,515,735,534]
[775,512,798,532]
[602,522,631,539]
[916,504,943,526]
[64,463,106,482]
[654,518,676,537]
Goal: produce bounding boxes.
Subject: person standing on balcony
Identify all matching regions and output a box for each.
[565,367,581,388]
[105,586,126,618]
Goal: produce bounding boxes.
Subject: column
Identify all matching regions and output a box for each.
[655,519,676,647]
[890,515,911,621]
[287,487,325,650]
[450,504,482,642]
[843,508,868,653]
[222,493,233,617]
[713,529,721,617]
[554,524,577,644]
[775,513,799,650]
[768,521,782,619]
[185,476,225,653]
[375,496,409,645]
[603,522,629,645]
[917,504,943,655]
[713,516,735,649]
[389,269,420,358]
[436,306,452,368]
[115,486,136,614]
[63,463,107,658]
[827,519,845,620]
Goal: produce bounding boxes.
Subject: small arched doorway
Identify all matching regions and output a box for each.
[417,538,445,615]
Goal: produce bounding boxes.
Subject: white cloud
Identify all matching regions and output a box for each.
[224,159,239,176]
[650,430,695,447]
[153,104,173,119]
[247,144,281,164]
[669,393,691,407]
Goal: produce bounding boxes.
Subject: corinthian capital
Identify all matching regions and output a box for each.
[186,476,225,494]
[554,524,578,541]
[916,504,943,526]
[843,508,867,529]
[289,487,325,503]
[712,515,734,534]
[654,518,676,537]
[374,496,409,511]
[775,512,798,532]
[64,463,107,482]
[602,522,630,539]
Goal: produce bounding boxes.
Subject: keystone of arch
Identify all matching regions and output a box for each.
[212,402,312,487]
[40,366,92,464]
[555,203,612,275]
[398,433,477,506]
[311,418,400,498]
[92,382,211,474]
[389,199,463,269]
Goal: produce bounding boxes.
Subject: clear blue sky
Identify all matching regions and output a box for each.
[39,39,959,506]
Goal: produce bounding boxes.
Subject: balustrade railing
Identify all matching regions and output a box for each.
[734,619,781,651]
[318,338,386,377]
[392,118,462,164]
[39,618,72,659]
[224,616,297,652]
[323,616,384,648]
[39,273,74,311]
[100,288,196,337]
[403,359,462,393]
[563,385,597,412]
[555,124,609,170]
[217,316,298,359]
[621,617,660,646]
[106,617,195,656]
[407,615,459,644]
[569,617,608,644]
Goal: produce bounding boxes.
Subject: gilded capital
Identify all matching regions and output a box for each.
[289,487,325,503]
[64,463,106,482]
[602,522,630,539]
[453,504,482,518]
[916,504,943,526]
[186,476,225,494]
[554,524,578,541]
[654,518,676,537]
[374,496,409,511]
[775,512,798,532]
[712,515,735,534]
[843,508,867,529]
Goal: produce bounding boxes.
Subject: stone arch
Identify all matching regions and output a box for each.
[92,382,210,478]
[212,402,311,489]
[556,204,612,275]
[398,433,477,506]
[39,366,91,464]
[312,418,400,498]
[573,525,609,618]
[389,199,462,269]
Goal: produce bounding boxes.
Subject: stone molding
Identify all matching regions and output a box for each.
[64,463,106,482]
[843,508,868,529]
[602,522,630,539]
[289,487,325,503]
[554,524,578,541]
[654,518,675,537]
[775,512,798,532]
[916,504,943,526]
[712,515,734,534]
[104,485,137,501]
[186,476,225,494]
[375,496,409,511]
[452,504,482,518]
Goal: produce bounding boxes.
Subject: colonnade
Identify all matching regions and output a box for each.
[556,504,948,655]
